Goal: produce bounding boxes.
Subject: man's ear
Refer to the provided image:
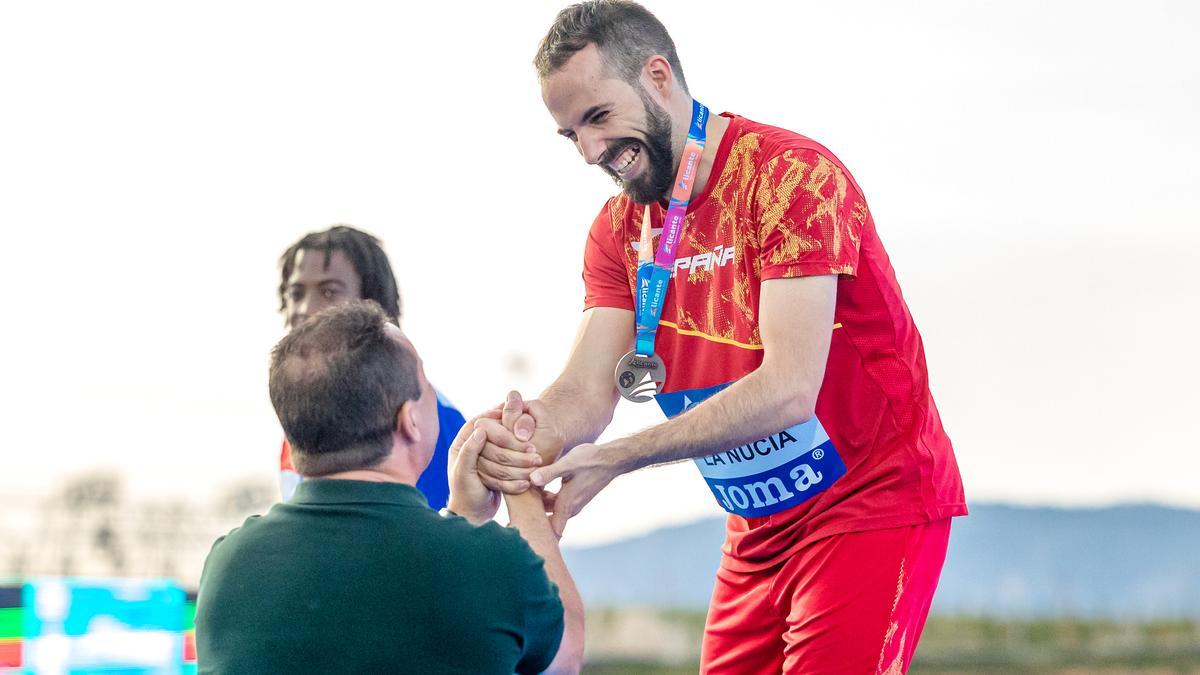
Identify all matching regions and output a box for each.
[641,54,674,99]
[395,400,422,445]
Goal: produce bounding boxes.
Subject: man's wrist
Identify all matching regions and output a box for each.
[504,489,543,510]
[445,497,489,525]
[503,490,551,529]
[598,439,638,474]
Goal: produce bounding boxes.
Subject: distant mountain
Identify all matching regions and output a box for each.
[562,503,1200,618]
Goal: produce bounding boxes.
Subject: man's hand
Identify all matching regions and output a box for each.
[530,442,620,537]
[445,419,501,524]
[515,398,567,465]
[477,391,566,495]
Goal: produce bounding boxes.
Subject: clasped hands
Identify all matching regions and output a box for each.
[449,390,616,537]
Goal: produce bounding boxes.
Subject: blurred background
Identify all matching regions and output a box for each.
[1,0,1197,672]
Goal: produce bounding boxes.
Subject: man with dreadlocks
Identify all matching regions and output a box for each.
[475,1,967,671]
[275,225,465,509]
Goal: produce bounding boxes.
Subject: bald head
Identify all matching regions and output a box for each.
[269,301,422,476]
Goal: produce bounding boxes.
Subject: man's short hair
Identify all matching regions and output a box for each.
[277,225,403,322]
[269,301,420,476]
[534,0,688,93]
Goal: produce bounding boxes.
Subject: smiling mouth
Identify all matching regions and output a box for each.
[609,144,641,177]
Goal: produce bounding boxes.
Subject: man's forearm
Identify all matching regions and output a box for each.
[539,376,617,450]
[505,491,584,675]
[604,366,814,474]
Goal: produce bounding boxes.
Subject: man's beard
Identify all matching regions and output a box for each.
[599,92,676,204]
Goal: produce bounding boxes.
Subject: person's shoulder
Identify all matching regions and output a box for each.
[432,386,466,423]
[208,506,286,552]
[730,114,868,202]
[730,114,849,170]
[438,514,519,545]
[581,193,638,259]
[432,385,457,411]
[438,516,539,564]
[595,192,640,231]
[199,511,273,580]
[214,511,266,542]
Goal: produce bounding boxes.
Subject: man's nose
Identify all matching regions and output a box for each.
[577,131,606,166]
[289,299,310,328]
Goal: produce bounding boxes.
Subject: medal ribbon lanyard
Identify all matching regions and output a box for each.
[634,98,709,357]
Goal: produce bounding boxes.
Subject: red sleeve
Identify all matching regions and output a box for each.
[756,149,868,280]
[582,201,634,311]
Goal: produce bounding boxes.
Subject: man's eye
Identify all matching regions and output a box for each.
[322,288,339,300]
[288,289,304,301]
[591,111,609,124]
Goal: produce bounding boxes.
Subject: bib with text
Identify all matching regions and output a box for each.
[656,382,847,518]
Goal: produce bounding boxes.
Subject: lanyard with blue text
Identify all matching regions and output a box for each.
[614,99,709,403]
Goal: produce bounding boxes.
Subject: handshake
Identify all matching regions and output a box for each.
[445,390,616,537]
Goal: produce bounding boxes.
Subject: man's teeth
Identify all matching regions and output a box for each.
[614,146,640,175]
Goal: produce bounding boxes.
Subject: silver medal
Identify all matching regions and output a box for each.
[614,350,666,402]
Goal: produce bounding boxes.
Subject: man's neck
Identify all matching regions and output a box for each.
[692,111,729,197]
[321,464,419,485]
[669,98,729,201]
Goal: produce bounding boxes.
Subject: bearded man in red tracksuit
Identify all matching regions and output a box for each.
[476,2,967,671]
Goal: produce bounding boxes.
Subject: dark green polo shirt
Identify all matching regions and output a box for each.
[196,479,563,674]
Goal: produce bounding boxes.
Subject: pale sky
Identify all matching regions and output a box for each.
[2,0,1197,547]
